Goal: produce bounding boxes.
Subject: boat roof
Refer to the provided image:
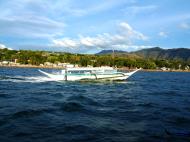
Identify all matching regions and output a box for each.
[66,67,114,71]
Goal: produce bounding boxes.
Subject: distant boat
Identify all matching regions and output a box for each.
[39,67,140,81]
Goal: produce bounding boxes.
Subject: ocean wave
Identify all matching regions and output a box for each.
[11,108,51,119]
[67,95,100,106]
[57,101,85,112]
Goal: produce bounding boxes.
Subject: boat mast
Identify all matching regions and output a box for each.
[65,66,67,81]
[112,48,115,68]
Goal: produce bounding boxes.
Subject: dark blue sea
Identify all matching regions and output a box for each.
[0,67,190,142]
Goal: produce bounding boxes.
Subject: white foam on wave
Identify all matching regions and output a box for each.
[119,81,135,84]
[0,75,63,83]
[22,76,61,83]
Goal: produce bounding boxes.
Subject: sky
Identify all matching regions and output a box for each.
[0,0,190,53]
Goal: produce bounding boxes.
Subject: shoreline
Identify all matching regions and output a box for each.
[119,68,190,72]
[0,65,64,69]
[0,65,190,72]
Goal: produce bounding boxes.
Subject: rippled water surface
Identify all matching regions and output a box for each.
[0,67,190,142]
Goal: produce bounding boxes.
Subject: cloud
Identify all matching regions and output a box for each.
[51,21,148,52]
[0,43,13,50]
[0,0,134,39]
[180,22,190,29]
[0,0,66,39]
[0,44,7,49]
[0,0,135,18]
[123,5,158,16]
[59,0,137,17]
[119,22,148,40]
[0,0,141,52]
[112,45,153,51]
[158,32,168,38]
[0,16,65,38]
[52,38,79,48]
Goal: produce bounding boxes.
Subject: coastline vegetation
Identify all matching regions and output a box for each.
[0,48,189,70]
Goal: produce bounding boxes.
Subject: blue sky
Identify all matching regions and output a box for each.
[0,0,190,53]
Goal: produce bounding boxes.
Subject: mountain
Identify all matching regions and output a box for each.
[133,47,190,61]
[96,49,141,59]
[96,47,190,61]
[96,50,127,55]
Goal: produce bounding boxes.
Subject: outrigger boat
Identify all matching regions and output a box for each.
[39,67,140,81]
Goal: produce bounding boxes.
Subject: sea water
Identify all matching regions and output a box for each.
[0,67,190,142]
